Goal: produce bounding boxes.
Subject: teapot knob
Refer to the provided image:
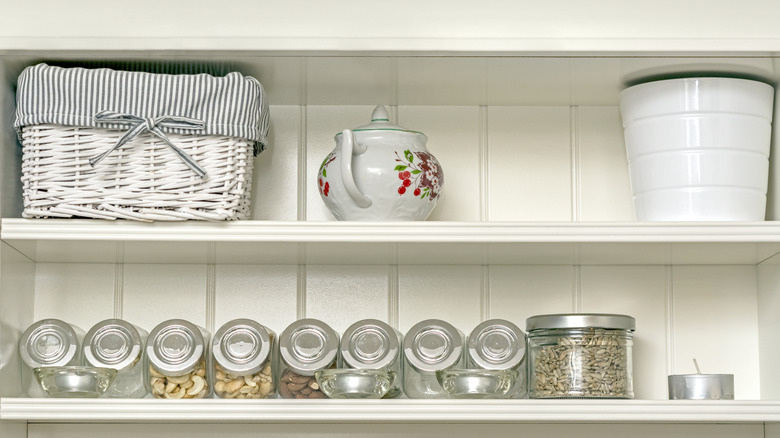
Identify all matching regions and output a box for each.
[371,105,390,122]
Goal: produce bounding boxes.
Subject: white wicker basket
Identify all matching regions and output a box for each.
[14,63,269,221]
[21,124,253,221]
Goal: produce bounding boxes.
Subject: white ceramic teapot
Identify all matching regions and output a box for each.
[317,105,444,221]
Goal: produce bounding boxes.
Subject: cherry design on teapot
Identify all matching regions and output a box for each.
[393,149,443,199]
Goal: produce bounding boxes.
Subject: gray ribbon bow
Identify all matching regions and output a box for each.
[90,110,207,178]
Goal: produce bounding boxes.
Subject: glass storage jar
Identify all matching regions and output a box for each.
[278,318,339,399]
[466,318,528,398]
[340,318,403,398]
[83,319,147,398]
[402,319,464,399]
[145,319,210,399]
[212,318,275,399]
[526,313,635,399]
[19,319,85,397]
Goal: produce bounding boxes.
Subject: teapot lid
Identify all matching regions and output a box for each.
[336,105,425,136]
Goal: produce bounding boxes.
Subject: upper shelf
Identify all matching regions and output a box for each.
[3,0,780,54]
[3,219,780,265]
[2,398,780,423]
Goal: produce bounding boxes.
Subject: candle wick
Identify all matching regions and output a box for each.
[693,358,702,374]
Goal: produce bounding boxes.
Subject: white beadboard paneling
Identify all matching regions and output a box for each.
[397,58,486,105]
[672,265,760,399]
[307,58,395,105]
[398,265,481,334]
[487,58,573,106]
[577,106,634,221]
[488,265,575,325]
[251,105,300,221]
[397,106,481,221]
[122,264,208,331]
[758,253,780,399]
[25,422,766,438]
[580,266,668,400]
[305,265,389,334]
[0,243,34,397]
[306,105,376,221]
[214,265,298,335]
[487,107,571,221]
[33,263,115,329]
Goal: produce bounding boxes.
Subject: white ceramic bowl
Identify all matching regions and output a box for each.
[623,113,771,157]
[634,187,766,221]
[620,77,774,125]
[629,149,769,193]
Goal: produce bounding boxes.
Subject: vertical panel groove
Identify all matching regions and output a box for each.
[481,265,490,321]
[388,264,399,328]
[205,242,216,335]
[297,245,307,320]
[666,264,675,375]
[113,242,124,318]
[298,105,308,222]
[573,264,582,312]
[480,105,489,221]
[570,105,581,221]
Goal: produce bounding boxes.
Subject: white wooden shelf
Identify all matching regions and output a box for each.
[2,398,779,423]
[3,219,780,265]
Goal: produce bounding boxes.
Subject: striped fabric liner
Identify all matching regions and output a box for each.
[14,63,269,154]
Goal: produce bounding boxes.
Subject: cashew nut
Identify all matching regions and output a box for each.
[187,375,205,396]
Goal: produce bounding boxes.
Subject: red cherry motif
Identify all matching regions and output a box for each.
[403,179,411,187]
[414,188,421,196]
[398,186,406,195]
[318,178,323,187]
[402,171,411,179]
[324,182,330,196]
[398,172,405,180]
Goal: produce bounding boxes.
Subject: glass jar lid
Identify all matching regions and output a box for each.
[212,318,272,375]
[83,318,143,371]
[279,318,339,376]
[146,319,206,375]
[19,319,81,368]
[403,319,463,373]
[468,319,526,370]
[340,319,400,370]
[526,313,636,331]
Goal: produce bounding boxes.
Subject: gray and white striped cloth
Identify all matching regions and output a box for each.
[14,63,269,155]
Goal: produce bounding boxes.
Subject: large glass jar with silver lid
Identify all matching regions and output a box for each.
[212,318,275,399]
[526,313,635,399]
[402,319,465,399]
[278,318,338,399]
[340,318,403,398]
[466,319,527,398]
[145,319,210,399]
[83,319,147,398]
[19,319,85,397]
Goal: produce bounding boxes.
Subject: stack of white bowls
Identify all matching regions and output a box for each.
[620,77,775,221]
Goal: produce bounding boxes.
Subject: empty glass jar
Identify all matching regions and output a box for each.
[527,313,635,399]
[83,318,147,398]
[212,318,275,399]
[340,318,403,398]
[19,319,85,397]
[402,319,465,398]
[466,319,527,398]
[145,319,210,399]
[278,318,338,399]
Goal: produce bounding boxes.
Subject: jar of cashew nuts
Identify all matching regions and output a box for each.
[145,319,210,399]
[84,318,148,398]
[212,318,275,399]
[278,318,339,399]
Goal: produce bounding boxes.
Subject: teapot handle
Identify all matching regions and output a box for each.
[341,129,373,208]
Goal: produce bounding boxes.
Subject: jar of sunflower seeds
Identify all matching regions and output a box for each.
[526,313,635,399]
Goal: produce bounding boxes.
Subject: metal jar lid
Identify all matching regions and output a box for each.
[212,318,272,375]
[279,318,339,376]
[340,319,400,370]
[83,318,144,371]
[468,319,526,371]
[526,313,636,331]
[146,319,207,375]
[19,319,82,368]
[403,319,463,373]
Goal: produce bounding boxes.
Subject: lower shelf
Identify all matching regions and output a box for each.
[2,398,780,423]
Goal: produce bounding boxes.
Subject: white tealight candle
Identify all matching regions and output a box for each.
[668,359,734,400]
